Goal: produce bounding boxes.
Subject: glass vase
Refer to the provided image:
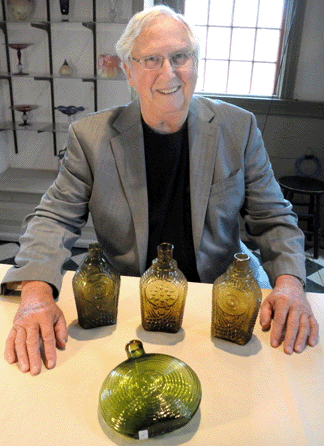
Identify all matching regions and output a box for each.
[72,243,120,329]
[212,253,262,345]
[140,243,188,333]
[7,0,34,22]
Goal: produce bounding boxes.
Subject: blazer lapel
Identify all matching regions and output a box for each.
[110,101,148,273]
[188,97,220,257]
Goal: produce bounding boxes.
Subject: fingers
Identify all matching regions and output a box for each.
[259,299,273,331]
[25,325,43,374]
[270,305,289,349]
[40,323,57,370]
[4,327,18,364]
[284,311,306,354]
[54,314,69,349]
[308,315,319,347]
[5,308,68,375]
[270,306,318,354]
[14,326,30,373]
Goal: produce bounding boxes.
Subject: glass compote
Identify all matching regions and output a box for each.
[10,104,40,126]
[55,105,85,125]
[5,43,34,75]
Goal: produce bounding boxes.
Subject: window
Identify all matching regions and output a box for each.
[184,0,300,98]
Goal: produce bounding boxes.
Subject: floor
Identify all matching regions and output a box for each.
[1,240,324,293]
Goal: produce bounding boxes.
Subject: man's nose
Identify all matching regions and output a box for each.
[160,57,176,75]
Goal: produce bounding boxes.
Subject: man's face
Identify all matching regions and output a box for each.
[124,16,198,127]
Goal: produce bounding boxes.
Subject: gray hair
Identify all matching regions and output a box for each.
[115,5,199,69]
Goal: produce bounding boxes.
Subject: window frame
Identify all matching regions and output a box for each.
[155,0,324,119]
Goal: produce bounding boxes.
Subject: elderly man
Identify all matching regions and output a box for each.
[1,6,318,375]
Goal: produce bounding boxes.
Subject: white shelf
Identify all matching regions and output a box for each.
[0,167,57,194]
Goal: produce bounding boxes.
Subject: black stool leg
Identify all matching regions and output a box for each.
[314,195,321,259]
[308,193,315,242]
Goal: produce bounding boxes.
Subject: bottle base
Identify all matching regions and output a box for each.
[142,320,181,333]
[212,327,252,345]
[78,317,117,329]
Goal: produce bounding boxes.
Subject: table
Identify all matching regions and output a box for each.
[1,264,323,446]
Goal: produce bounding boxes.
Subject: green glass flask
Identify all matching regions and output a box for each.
[140,242,188,333]
[212,253,262,345]
[99,340,202,439]
[72,243,120,329]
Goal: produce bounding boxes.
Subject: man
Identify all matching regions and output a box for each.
[1,6,319,375]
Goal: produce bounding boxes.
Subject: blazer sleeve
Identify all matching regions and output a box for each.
[0,123,93,296]
[241,113,306,286]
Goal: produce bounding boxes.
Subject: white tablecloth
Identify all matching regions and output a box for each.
[0,264,323,446]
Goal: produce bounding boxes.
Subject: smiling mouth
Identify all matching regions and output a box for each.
[157,86,181,95]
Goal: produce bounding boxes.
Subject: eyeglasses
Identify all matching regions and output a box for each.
[131,51,193,70]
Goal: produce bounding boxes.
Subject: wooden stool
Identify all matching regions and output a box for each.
[278,176,324,259]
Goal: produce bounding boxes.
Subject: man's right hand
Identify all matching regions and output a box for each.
[4,280,68,375]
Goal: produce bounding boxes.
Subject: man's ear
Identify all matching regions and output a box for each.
[123,62,134,87]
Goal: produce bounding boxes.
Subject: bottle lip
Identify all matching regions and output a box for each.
[233,253,250,270]
[125,340,146,359]
[157,242,174,262]
[88,242,103,256]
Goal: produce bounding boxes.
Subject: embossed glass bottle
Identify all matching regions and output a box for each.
[99,340,202,439]
[212,253,262,345]
[140,243,188,333]
[72,243,120,329]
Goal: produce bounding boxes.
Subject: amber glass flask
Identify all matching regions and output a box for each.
[140,243,188,333]
[212,253,262,345]
[72,243,120,329]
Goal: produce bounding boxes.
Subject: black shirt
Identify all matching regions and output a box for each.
[143,118,200,282]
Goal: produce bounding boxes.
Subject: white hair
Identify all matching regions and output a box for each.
[115,5,199,70]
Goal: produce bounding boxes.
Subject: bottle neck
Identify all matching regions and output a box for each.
[228,253,253,278]
[126,340,146,359]
[151,242,177,270]
[88,242,103,259]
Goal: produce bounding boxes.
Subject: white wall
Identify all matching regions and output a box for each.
[294,0,324,101]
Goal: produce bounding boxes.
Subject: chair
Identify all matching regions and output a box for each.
[278,175,324,259]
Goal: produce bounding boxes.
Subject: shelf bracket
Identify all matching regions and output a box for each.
[82,21,95,32]
[30,22,50,32]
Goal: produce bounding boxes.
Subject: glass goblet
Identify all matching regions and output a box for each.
[6,43,34,75]
[10,104,40,126]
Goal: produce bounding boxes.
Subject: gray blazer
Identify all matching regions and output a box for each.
[1,96,305,294]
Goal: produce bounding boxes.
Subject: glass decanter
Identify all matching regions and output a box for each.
[212,253,262,345]
[140,243,188,333]
[99,340,202,439]
[72,243,120,329]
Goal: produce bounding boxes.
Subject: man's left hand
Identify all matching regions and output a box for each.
[259,274,319,354]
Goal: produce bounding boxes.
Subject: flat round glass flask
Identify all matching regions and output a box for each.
[99,340,202,439]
